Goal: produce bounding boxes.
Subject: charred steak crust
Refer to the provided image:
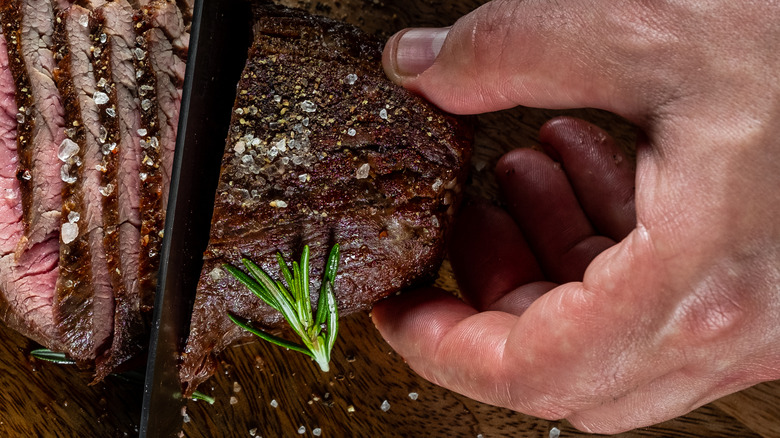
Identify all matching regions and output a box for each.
[180,4,472,395]
[92,0,147,381]
[52,6,117,363]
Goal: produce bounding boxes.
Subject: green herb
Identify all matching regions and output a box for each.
[29,349,214,404]
[30,348,77,365]
[224,244,340,372]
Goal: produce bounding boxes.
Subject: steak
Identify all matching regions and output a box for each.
[132,0,188,313]
[0,0,65,254]
[51,5,115,362]
[180,4,472,395]
[0,30,61,349]
[0,0,189,377]
[92,0,146,380]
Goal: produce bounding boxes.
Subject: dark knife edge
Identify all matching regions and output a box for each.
[139,0,254,435]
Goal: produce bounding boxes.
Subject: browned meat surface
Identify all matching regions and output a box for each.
[92,0,146,380]
[51,5,115,362]
[180,4,472,395]
[0,0,188,377]
[0,30,61,349]
[0,0,65,254]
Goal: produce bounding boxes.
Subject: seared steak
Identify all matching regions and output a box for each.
[0,0,189,377]
[0,30,61,349]
[92,0,146,380]
[132,0,188,313]
[180,4,472,395]
[51,5,115,362]
[0,0,65,253]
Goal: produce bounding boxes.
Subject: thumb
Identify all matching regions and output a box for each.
[383,0,664,117]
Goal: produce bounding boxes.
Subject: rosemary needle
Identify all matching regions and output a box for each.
[224,244,340,372]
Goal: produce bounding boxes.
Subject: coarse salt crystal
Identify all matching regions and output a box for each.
[141,99,152,111]
[298,173,308,182]
[134,48,145,60]
[78,14,88,27]
[379,108,388,120]
[300,100,316,112]
[549,427,561,438]
[105,107,116,117]
[99,33,107,44]
[408,392,419,400]
[61,222,79,244]
[270,200,288,208]
[270,399,278,408]
[137,128,148,136]
[356,163,370,179]
[380,400,391,412]
[93,91,109,105]
[67,211,80,223]
[273,95,282,103]
[229,396,238,405]
[234,141,246,154]
[99,184,114,196]
[209,267,223,281]
[297,426,306,434]
[249,428,257,436]
[96,77,107,88]
[275,138,287,152]
[233,381,241,393]
[347,128,356,136]
[98,126,108,144]
[312,428,322,437]
[345,73,358,85]
[139,172,148,181]
[58,139,80,162]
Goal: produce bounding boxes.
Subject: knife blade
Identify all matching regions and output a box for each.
[139,0,254,435]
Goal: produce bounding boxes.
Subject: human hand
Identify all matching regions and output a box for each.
[372,1,780,433]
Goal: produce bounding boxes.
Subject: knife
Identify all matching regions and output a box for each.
[139,0,254,435]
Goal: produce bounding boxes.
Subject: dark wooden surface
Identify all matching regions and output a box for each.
[1,0,778,436]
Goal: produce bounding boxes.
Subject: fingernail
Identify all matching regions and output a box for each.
[391,27,449,77]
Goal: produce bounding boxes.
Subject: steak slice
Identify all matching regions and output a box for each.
[51,5,115,362]
[0,30,61,350]
[0,0,65,253]
[133,0,188,312]
[92,0,146,380]
[180,4,472,395]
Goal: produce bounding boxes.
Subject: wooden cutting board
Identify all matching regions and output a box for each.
[0,0,778,437]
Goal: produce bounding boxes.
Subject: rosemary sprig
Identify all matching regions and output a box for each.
[224,244,340,372]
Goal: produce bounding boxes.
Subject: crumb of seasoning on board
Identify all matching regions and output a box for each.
[408,392,419,400]
[297,426,306,434]
[550,426,561,438]
[233,381,242,393]
[270,399,279,408]
[346,404,355,413]
[380,400,391,412]
[249,427,258,436]
[229,396,238,405]
[313,428,322,436]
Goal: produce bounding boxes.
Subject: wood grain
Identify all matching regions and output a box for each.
[0,0,778,437]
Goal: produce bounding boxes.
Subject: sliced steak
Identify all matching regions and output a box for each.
[180,4,472,395]
[51,5,115,362]
[0,30,60,350]
[0,0,65,253]
[92,0,147,379]
[133,0,188,312]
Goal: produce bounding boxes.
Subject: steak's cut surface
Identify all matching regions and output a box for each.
[92,0,146,380]
[51,5,115,362]
[180,4,472,395]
